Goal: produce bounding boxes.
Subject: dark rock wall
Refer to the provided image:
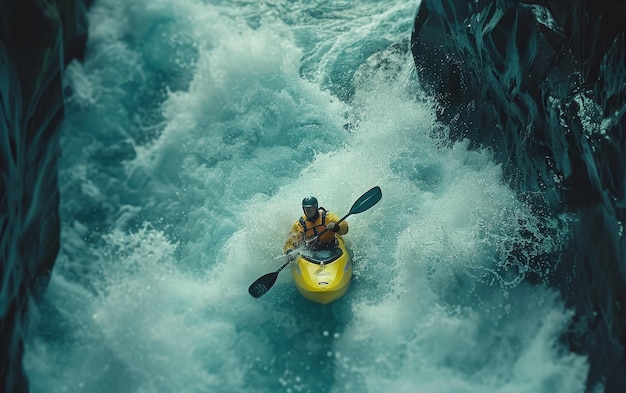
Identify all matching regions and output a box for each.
[0,0,87,392]
[411,0,625,391]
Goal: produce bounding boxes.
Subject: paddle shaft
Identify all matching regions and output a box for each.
[275,259,290,274]
[307,212,350,245]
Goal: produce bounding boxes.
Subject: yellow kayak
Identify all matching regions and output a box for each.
[248,187,380,301]
[291,237,352,304]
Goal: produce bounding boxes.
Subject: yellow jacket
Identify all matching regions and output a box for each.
[283,209,349,253]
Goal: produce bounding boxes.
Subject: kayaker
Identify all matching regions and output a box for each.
[283,196,349,258]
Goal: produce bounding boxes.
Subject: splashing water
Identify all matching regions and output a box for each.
[24,1,588,392]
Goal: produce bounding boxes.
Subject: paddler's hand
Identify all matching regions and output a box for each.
[285,249,297,262]
[326,222,340,232]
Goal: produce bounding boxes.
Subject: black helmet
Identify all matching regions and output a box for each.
[302,196,318,209]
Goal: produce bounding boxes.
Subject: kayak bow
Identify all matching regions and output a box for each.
[291,237,352,304]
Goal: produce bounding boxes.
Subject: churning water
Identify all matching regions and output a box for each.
[24,1,588,392]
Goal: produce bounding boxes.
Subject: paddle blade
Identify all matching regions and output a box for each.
[348,186,382,215]
[248,271,279,298]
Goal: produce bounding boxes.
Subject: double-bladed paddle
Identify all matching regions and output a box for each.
[248,186,382,298]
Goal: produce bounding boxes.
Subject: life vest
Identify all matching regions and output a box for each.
[298,208,334,244]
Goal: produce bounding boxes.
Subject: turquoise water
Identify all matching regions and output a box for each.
[24,0,588,392]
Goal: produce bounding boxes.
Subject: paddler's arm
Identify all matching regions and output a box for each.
[325,212,348,235]
[283,221,304,254]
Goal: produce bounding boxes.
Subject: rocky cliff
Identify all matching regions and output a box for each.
[0,0,88,391]
[411,0,625,391]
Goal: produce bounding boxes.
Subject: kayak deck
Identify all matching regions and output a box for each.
[291,237,352,304]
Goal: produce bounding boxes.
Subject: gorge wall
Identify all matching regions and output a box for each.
[0,0,88,391]
[410,0,625,391]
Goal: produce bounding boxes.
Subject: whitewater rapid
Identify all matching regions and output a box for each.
[24,0,588,392]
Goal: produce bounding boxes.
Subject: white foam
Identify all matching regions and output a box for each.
[24,0,588,392]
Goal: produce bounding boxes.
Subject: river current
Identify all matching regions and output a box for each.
[24,1,588,392]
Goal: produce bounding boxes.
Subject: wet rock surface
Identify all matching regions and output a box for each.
[411,0,626,391]
[0,0,88,391]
